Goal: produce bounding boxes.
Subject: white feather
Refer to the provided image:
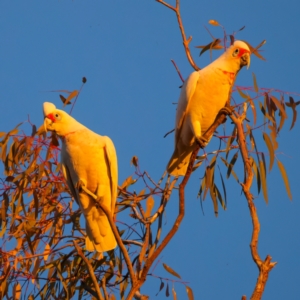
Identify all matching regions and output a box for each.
[167,40,250,176]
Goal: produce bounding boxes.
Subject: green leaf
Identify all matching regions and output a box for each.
[208,19,220,26]
[31,258,41,284]
[198,39,223,56]
[225,126,237,160]
[268,124,278,151]
[166,282,170,297]
[210,182,218,216]
[250,157,261,194]
[243,40,266,60]
[252,73,259,93]
[261,152,267,178]
[278,96,287,133]
[270,96,287,120]
[186,286,194,300]
[64,90,78,106]
[246,97,257,126]
[145,196,154,218]
[193,155,205,171]
[218,165,227,206]
[227,151,239,178]
[214,184,226,211]
[204,156,217,202]
[13,282,21,300]
[259,159,268,204]
[156,280,165,296]
[277,160,292,200]
[163,263,181,279]
[120,175,136,190]
[237,87,248,99]
[259,101,275,124]
[262,132,274,171]
[220,157,239,183]
[285,96,300,130]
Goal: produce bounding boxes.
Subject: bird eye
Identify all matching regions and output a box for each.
[233,48,240,57]
[55,113,62,121]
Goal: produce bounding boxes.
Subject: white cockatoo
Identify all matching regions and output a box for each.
[43,102,118,252]
[167,40,251,176]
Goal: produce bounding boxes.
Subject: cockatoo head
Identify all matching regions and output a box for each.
[219,40,251,72]
[43,102,85,136]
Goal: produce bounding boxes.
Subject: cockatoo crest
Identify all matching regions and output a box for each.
[43,102,86,136]
[214,40,251,71]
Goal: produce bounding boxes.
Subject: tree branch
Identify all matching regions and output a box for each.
[157,0,200,71]
[125,105,230,299]
[73,240,104,300]
[229,107,276,300]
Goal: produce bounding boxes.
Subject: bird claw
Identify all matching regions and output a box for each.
[196,136,208,148]
[219,106,234,116]
[76,179,86,193]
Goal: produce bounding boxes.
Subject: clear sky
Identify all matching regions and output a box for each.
[0,1,299,299]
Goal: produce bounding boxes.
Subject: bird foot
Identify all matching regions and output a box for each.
[76,179,86,193]
[196,136,208,148]
[219,106,234,116]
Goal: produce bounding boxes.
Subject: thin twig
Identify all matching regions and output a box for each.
[122,240,143,247]
[157,0,200,70]
[171,60,185,83]
[73,240,103,300]
[101,277,109,300]
[163,128,175,138]
[137,223,150,279]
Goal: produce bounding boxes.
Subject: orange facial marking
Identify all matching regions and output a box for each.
[47,113,56,122]
[238,47,250,57]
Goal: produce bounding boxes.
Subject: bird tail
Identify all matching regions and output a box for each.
[85,211,117,253]
[166,145,194,177]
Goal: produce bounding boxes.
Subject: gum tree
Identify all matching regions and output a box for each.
[0,1,298,299]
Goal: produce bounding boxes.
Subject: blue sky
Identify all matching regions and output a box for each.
[0,1,299,299]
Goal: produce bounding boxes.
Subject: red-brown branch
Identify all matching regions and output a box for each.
[157,0,200,71]
[126,105,229,299]
[230,111,276,300]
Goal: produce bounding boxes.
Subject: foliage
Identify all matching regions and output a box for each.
[1,1,299,300]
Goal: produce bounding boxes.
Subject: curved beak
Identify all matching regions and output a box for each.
[44,116,52,133]
[241,52,251,69]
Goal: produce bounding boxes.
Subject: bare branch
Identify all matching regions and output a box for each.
[171,60,185,83]
[73,240,104,300]
[101,277,109,300]
[125,101,230,299]
[230,106,276,300]
[157,0,200,70]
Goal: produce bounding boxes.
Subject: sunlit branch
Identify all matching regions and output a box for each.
[122,240,143,247]
[125,103,230,299]
[229,105,276,300]
[101,277,109,300]
[156,0,200,71]
[73,240,104,300]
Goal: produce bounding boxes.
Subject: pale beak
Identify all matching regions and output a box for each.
[241,52,251,69]
[43,117,52,133]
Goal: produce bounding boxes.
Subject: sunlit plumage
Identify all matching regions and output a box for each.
[167,40,250,176]
[43,102,118,252]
